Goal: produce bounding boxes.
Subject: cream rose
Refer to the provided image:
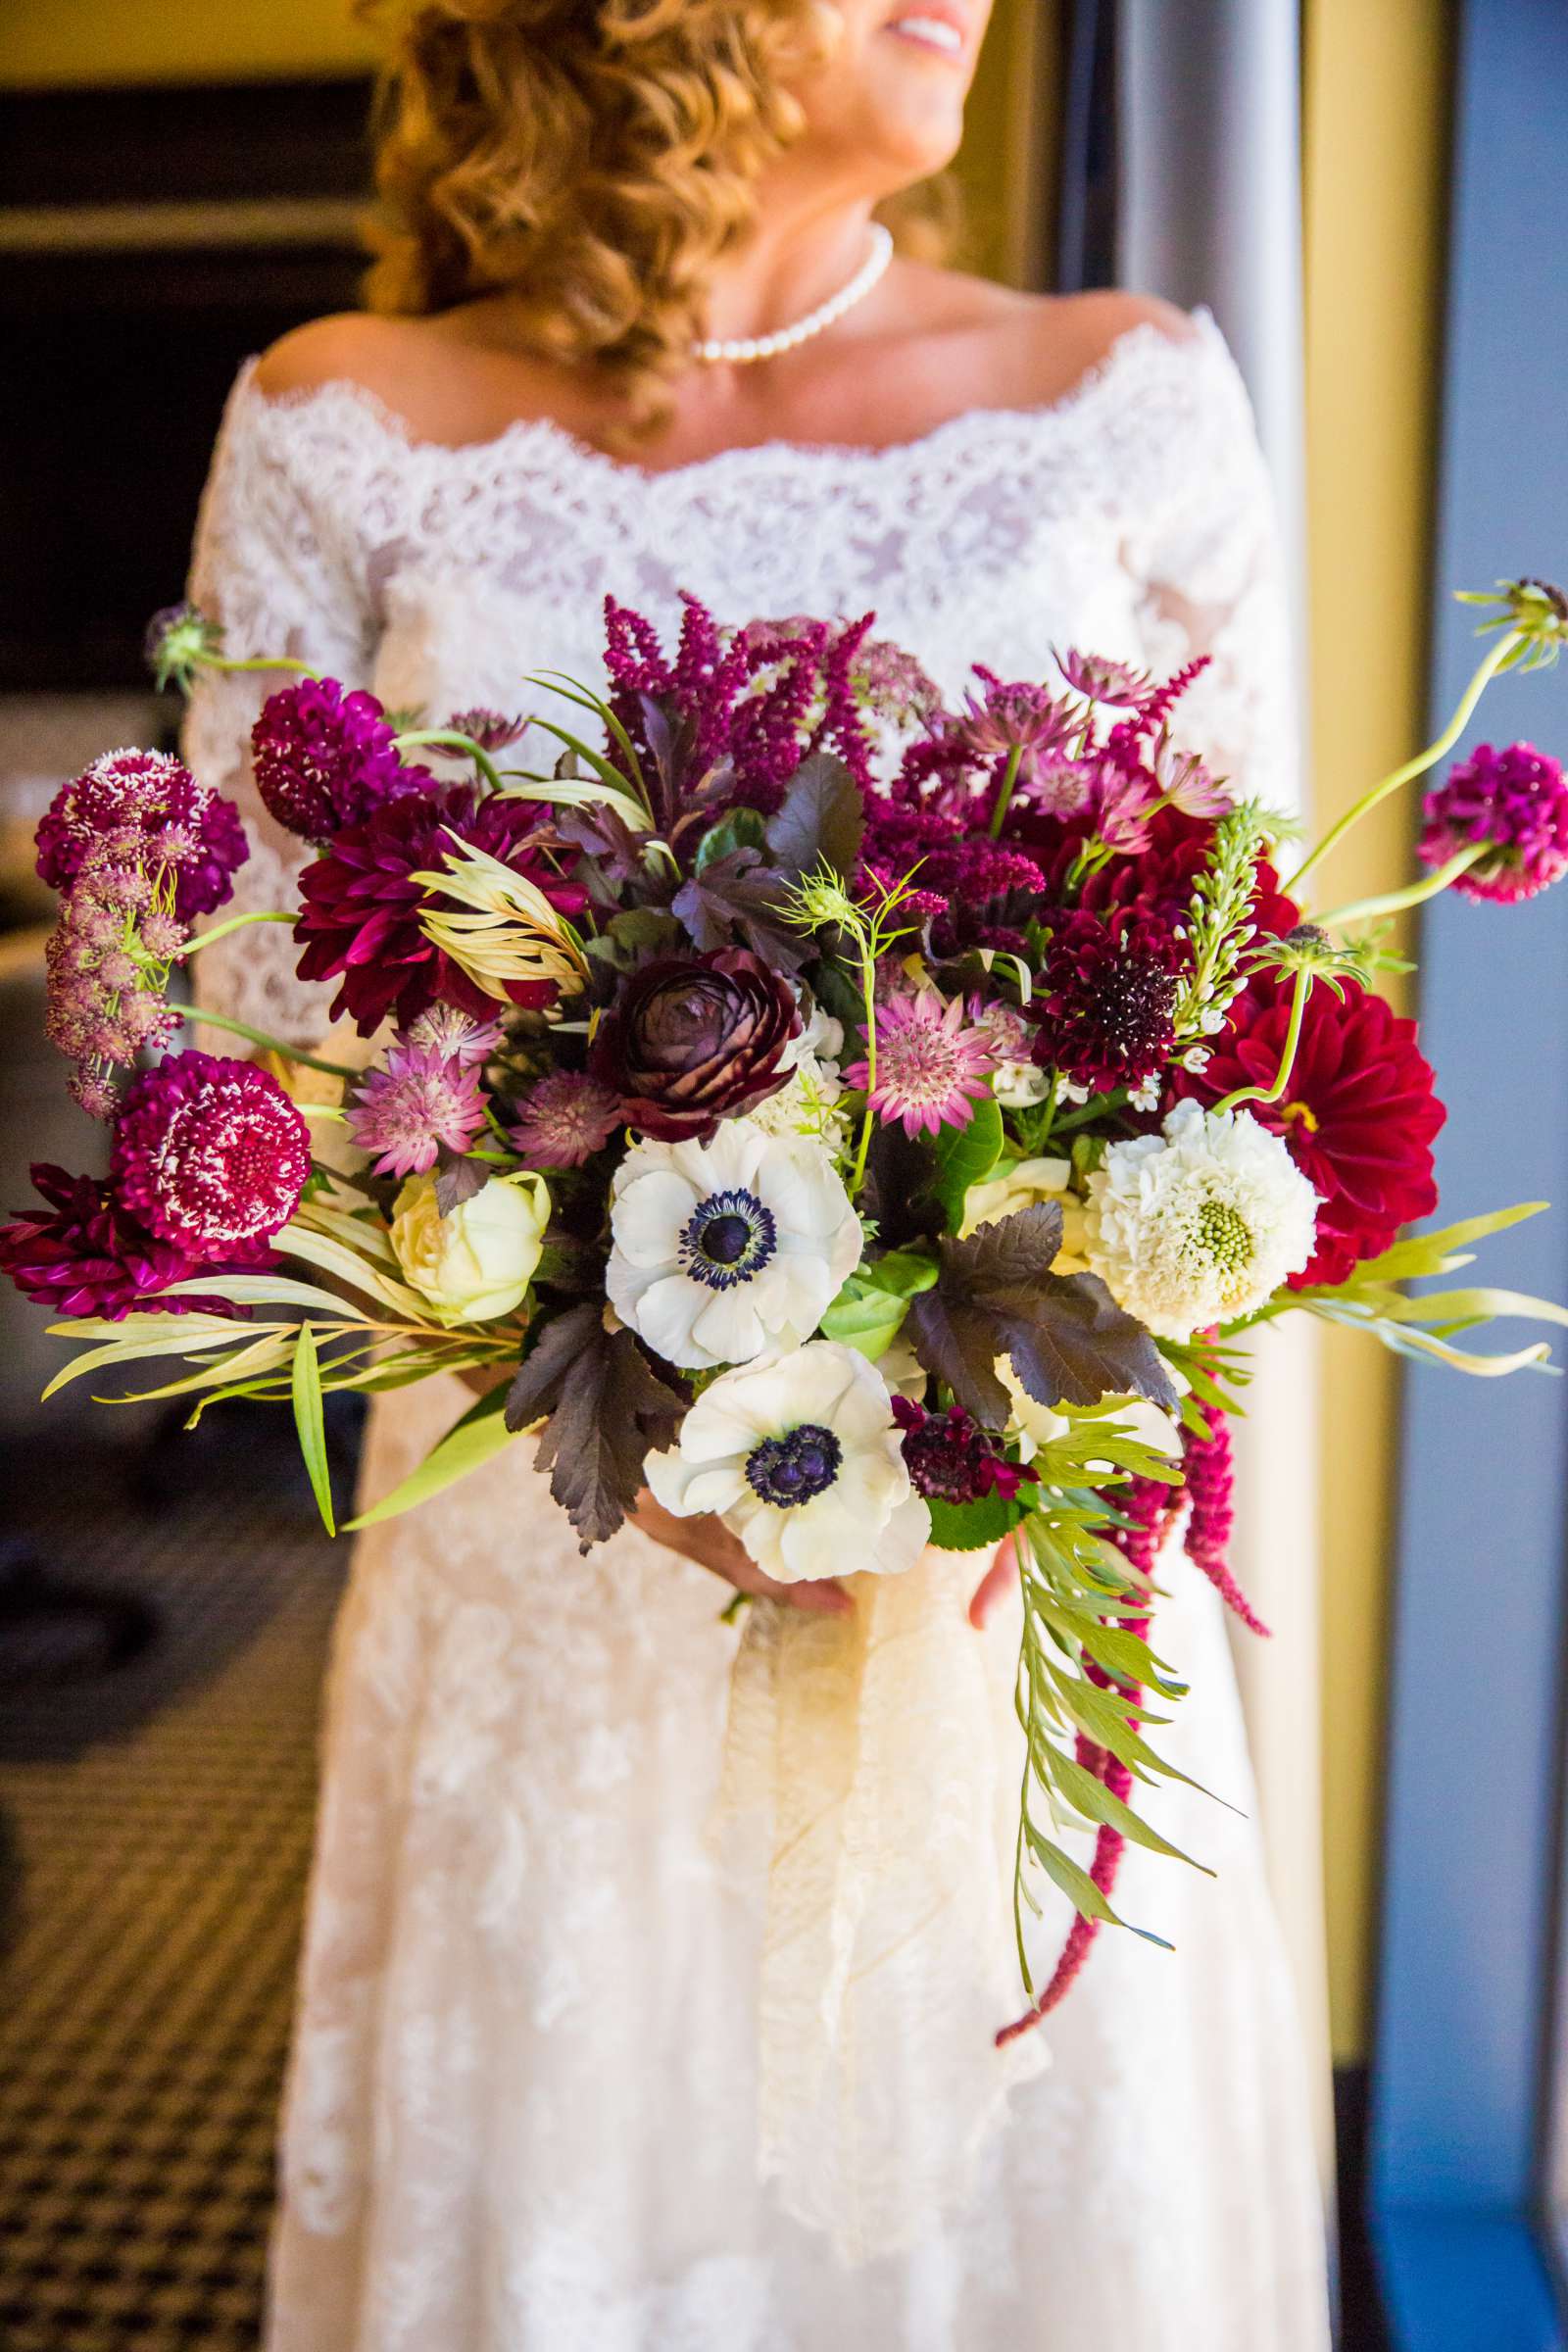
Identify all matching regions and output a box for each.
[959,1154,1091,1269]
[391,1171,550,1324]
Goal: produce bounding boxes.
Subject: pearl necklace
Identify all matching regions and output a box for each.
[691,223,895,367]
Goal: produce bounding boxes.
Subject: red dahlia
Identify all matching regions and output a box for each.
[111,1051,312,1258]
[0,1162,240,1320]
[294,787,586,1036]
[1173,972,1446,1287]
[1009,804,1299,937]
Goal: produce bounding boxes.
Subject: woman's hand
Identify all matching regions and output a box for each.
[968,1533,1017,1630]
[629,1490,853,1618]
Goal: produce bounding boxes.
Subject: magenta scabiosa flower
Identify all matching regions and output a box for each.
[145,602,223,693]
[0,1163,239,1321]
[509,1070,622,1167]
[1031,911,1185,1098]
[1418,740,1568,904]
[111,1052,312,1257]
[36,749,247,921]
[250,677,427,841]
[346,1040,488,1179]
[891,1396,1027,1504]
[844,992,996,1138]
[293,787,586,1036]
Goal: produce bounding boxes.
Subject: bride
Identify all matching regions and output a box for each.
[185,1,1332,2343]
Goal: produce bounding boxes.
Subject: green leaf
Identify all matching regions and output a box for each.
[1049,1750,1213,1872]
[925,1486,1032,1552]
[929,1098,1004,1231]
[818,1247,941,1360]
[694,808,767,871]
[1338,1200,1546,1287]
[290,1323,335,1537]
[1022,1827,1173,1950]
[347,1381,519,1530]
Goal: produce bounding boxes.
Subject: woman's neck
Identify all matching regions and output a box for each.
[697,200,882,354]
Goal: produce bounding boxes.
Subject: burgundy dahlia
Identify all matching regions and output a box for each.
[111,1051,312,1258]
[891,1396,1027,1504]
[251,677,426,841]
[590,949,802,1143]
[35,748,247,921]
[1015,804,1300,939]
[1418,740,1568,904]
[294,787,584,1036]
[0,1162,236,1321]
[1031,910,1185,1097]
[1172,971,1446,1287]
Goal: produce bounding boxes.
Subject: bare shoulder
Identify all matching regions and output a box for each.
[901,267,1200,409]
[250,307,554,444]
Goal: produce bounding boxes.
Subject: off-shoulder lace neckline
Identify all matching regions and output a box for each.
[235,307,1222,488]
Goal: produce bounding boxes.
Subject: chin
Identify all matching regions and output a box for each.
[794,3,987,187]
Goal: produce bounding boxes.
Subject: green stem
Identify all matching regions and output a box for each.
[1050,1088,1129,1138]
[182,1004,359,1082]
[1284,631,1519,895]
[988,744,1025,841]
[1213,968,1313,1114]
[179,908,296,955]
[203,653,319,680]
[393,729,505,795]
[1316,842,1488,928]
[849,967,878,1199]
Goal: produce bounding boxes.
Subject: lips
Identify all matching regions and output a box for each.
[885,9,968,59]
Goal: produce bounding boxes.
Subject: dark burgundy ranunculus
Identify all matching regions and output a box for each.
[1171,970,1446,1288]
[590,950,803,1143]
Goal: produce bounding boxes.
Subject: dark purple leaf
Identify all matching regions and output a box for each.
[670,850,811,973]
[764,751,865,881]
[905,1203,1177,1429]
[433,1153,490,1217]
[505,1302,689,1550]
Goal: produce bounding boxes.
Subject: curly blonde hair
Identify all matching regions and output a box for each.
[358,0,949,430]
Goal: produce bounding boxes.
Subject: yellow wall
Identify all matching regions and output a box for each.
[1302,0,1449,2061]
[1,0,376,85]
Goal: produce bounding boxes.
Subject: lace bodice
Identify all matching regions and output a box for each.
[186,309,1296,1042]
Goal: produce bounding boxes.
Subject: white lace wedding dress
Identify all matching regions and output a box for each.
[184,311,1332,2351]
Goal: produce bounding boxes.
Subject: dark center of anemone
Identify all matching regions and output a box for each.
[746,1424,843,1508]
[679,1187,777,1290]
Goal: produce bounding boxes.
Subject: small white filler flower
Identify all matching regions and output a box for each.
[607,1117,862,1370]
[1082,1098,1318,1342]
[644,1341,931,1583]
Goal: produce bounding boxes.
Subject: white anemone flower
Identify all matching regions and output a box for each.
[607,1117,862,1370]
[1082,1098,1318,1343]
[644,1341,930,1583]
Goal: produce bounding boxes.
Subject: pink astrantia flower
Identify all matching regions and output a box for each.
[1418,740,1568,904]
[251,677,428,842]
[347,1042,487,1179]
[36,748,247,920]
[111,1051,312,1257]
[404,1005,506,1067]
[0,1162,243,1321]
[509,1070,622,1167]
[1053,648,1155,708]
[443,707,528,753]
[844,992,996,1138]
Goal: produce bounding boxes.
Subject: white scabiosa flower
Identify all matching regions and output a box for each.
[607,1117,862,1370]
[644,1341,930,1583]
[1082,1099,1318,1342]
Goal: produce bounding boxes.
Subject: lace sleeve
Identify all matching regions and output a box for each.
[183,362,374,1048]
[1126,324,1300,817]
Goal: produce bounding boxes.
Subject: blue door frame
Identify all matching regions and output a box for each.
[1371,4,1568,2344]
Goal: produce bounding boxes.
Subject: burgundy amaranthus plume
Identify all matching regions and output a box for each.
[1182,1412,1270,1637]
[997,1474,1171,2044]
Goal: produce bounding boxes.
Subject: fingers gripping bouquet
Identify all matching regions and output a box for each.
[8,578,1568,2038]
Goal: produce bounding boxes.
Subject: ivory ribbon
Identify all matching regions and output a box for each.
[712,1545,1051,2265]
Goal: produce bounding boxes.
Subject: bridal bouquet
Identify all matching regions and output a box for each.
[7,577,1567,2036]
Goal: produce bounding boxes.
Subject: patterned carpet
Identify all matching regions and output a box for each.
[0,1424,346,2351]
